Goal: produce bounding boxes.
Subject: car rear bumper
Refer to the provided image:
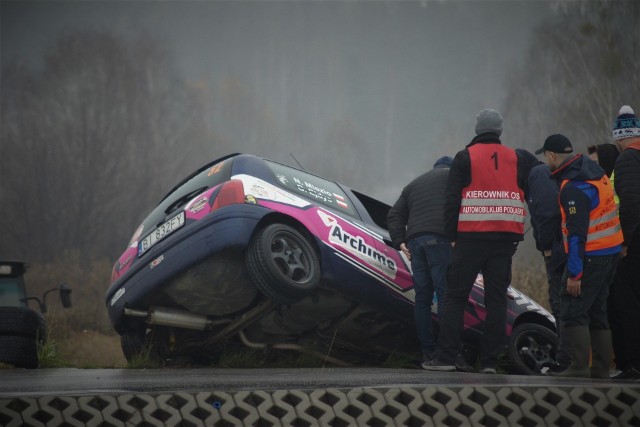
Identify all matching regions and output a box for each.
[105,204,271,334]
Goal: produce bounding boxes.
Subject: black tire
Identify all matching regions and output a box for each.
[246,223,321,304]
[121,331,147,362]
[120,330,164,364]
[0,307,47,342]
[0,335,39,369]
[508,323,558,375]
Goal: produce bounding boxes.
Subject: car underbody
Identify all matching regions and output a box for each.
[119,252,421,367]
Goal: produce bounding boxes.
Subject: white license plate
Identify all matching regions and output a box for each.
[138,212,185,257]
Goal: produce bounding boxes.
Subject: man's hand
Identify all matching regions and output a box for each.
[543,249,552,257]
[567,277,582,297]
[451,241,456,248]
[400,243,411,261]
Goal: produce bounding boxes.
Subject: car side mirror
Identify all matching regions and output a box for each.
[59,283,72,309]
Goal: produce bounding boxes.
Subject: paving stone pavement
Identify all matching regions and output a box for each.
[2,384,640,426]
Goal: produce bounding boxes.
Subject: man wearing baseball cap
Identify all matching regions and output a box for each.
[534,133,574,155]
[541,134,623,378]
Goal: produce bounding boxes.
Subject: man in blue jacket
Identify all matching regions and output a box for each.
[542,134,623,378]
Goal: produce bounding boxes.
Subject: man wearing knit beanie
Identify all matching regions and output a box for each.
[609,105,640,380]
[475,109,503,136]
[423,108,528,374]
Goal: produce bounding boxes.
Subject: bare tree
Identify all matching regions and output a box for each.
[0,30,209,261]
[503,0,640,152]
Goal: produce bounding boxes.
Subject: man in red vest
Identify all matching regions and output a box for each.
[423,109,527,373]
[542,134,623,378]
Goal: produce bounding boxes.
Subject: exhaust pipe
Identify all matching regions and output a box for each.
[124,307,228,331]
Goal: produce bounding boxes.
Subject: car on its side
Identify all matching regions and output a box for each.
[0,261,72,368]
[106,153,557,374]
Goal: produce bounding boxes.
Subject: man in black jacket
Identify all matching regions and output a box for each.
[423,109,528,373]
[387,156,453,368]
[610,105,640,380]
[518,148,570,371]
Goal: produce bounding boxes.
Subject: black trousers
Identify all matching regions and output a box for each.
[609,248,640,370]
[544,256,570,364]
[559,253,618,328]
[437,239,517,368]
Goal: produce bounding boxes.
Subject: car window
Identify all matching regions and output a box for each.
[0,279,26,307]
[350,190,391,230]
[141,158,234,231]
[265,161,359,217]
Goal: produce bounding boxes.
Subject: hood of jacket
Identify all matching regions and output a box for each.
[466,132,501,148]
[551,153,604,182]
[516,148,543,179]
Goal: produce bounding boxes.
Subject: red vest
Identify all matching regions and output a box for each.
[458,144,525,234]
[560,176,623,252]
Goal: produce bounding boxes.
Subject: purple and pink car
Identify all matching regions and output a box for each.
[106,153,557,374]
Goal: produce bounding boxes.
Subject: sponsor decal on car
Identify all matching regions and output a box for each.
[317,210,397,279]
[233,174,310,208]
[333,193,348,209]
[150,255,164,269]
[508,286,555,322]
[116,253,134,273]
[188,197,209,214]
[207,161,226,176]
[110,287,126,306]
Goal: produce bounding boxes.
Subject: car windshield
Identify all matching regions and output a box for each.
[265,161,359,217]
[140,157,234,232]
[0,278,26,307]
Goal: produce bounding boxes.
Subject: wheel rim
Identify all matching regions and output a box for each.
[269,231,314,283]
[516,333,555,373]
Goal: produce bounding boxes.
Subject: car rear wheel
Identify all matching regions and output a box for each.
[509,323,558,375]
[246,223,321,305]
[121,329,166,365]
[121,331,148,362]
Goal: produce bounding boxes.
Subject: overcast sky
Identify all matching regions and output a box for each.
[2,0,557,202]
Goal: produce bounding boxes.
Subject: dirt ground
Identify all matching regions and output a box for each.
[55,330,127,368]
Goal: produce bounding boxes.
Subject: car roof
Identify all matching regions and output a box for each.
[0,261,28,278]
[159,152,242,203]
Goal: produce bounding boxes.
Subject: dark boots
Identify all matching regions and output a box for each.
[550,326,590,378]
[550,326,613,379]
[590,329,613,379]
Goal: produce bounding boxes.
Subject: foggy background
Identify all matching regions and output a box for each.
[1,0,638,266]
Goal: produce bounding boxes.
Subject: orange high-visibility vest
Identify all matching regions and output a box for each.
[560,175,623,252]
[458,144,525,234]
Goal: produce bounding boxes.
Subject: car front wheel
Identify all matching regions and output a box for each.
[508,323,558,375]
[246,223,321,304]
[0,335,39,368]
